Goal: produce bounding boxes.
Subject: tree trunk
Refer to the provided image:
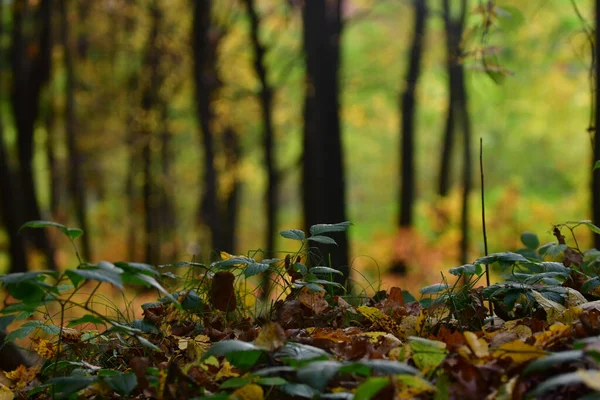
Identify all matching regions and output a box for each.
[60,0,91,261]
[243,0,278,296]
[10,0,56,270]
[392,0,427,275]
[192,0,222,252]
[302,0,349,288]
[594,0,600,250]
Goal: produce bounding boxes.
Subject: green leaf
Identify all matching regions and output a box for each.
[475,252,529,265]
[67,268,123,290]
[102,372,137,395]
[308,235,338,245]
[528,371,584,398]
[309,222,351,236]
[0,315,17,331]
[68,314,107,327]
[524,350,583,374]
[256,377,287,386]
[449,264,480,276]
[5,325,37,342]
[128,273,177,304]
[244,262,271,278]
[420,283,449,295]
[354,377,390,400]
[226,349,264,370]
[280,383,320,398]
[114,262,158,276]
[20,320,61,336]
[297,360,342,390]
[48,376,97,398]
[210,257,254,269]
[409,337,448,371]
[521,232,540,249]
[201,340,261,360]
[280,229,306,241]
[19,221,84,241]
[97,261,125,274]
[275,342,330,363]
[495,5,525,31]
[583,221,600,235]
[0,271,56,285]
[309,266,343,276]
[220,377,252,389]
[135,335,161,351]
[354,359,419,375]
[132,319,160,334]
[595,161,600,171]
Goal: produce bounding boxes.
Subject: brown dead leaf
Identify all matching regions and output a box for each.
[298,286,329,314]
[210,271,237,312]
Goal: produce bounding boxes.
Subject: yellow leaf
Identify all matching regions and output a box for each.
[254,322,286,351]
[464,331,489,358]
[0,384,14,400]
[231,383,264,400]
[492,340,546,364]
[357,306,403,338]
[216,360,239,381]
[533,323,570,348]
[532,291,565,323]
[578,369,600,391]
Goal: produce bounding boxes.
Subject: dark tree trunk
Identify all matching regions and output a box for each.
[44,90,62,219]
[192,0,222,252]
[438,0,467,198]
[159,104,178,261]
[441,0,472,264]
[302,0,349,287]
[60,0,91,261]
[392,0,427,275]
[243,0,278,296]
[0,2,28,275]
[141,1,163,266]
[594,0,600,250]
[10,0,56,270]
[220,128,241,253]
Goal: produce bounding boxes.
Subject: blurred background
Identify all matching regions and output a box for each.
[0,0,596,290]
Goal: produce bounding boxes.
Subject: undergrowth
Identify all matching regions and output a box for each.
[3,220,600,399]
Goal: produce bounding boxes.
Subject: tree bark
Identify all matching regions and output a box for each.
[10,0,56,270]
[302,0,349,288]
[392,0,428,275]
[60,0,91,261]
[243,0,278,296]
[192,0,222,251]
[594,0,600,250]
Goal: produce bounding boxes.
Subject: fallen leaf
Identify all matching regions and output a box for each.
[210,271,237,312]
[492,340,546,364]
[231,383,264,400]
[464,331,489,359]
[298,286,329,314]
[254,322,286,351]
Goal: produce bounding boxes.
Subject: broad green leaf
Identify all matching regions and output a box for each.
[0,271,56,284]
[220,377,252,389]
[538,243,567,258]
[210,257,254,269]
[449,264,480,276]
[475,252,529,265]
[114,261,158,276]
[48,376,97,398]
[244,262,271,277]
[307,235,338,245]
[132,319,160,334]
[521,232,540,249]
[275,342,330,363]
[256,377,287,386]
[528,371,584,397]
[280,229,306,241]
[5,325,37,342]
[20,320,61,336]
[135,335,160,351]
[97,261,124,274]
[68,314,107,327]
[179,290,205,312]
[5,281,46,302]
[595,160,600,171]
[297,360,342,390]
[409,337,448,371]
[226,349,264,369]
[420,283,449,295]
[254,366,296,376]
[129,273,177,303]
[309,222,351,236]
[280,383,319,398]
[201,340,261,360]
[355,359,418,375]
[102,372,137,395]
[309,266,343,276]
[354,377,390,400]
[19,221,83,240]
[67,268,123,290]
[0,315,16,331]
[524,350,583,374]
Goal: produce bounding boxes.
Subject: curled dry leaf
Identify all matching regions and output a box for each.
[254,322,286,351]
[210,271,237,312]
[298,286,329,314]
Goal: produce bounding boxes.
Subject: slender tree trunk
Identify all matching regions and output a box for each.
[243,0,278,296]
[60,0,91,261]
[220,127,241,253]
[192,0,222,252]
[10,0,56,270]
[440,0,471,264]
[302,0,349,287]
[594,0,600,250]
[392,0,427,275]
[0,0,27,272]
[45,86,61,219]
